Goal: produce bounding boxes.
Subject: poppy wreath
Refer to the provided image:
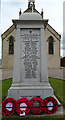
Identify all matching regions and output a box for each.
[29,97,44,114]
[15,97,30,116]
[43,96,58,114]
[2,98,16,116]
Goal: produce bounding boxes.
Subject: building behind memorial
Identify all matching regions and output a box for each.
[1,1,61,69]
[61,57,65,67]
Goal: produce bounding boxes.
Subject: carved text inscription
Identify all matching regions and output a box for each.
[21,29,40,80]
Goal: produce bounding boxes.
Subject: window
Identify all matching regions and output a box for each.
[9,36,14,54]
[48,36,53,54]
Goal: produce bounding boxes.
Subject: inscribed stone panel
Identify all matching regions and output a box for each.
[20,29,40,82]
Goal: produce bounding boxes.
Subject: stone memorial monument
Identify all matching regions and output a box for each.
[8,0,57,101]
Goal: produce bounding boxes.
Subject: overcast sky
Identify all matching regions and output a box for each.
[0,0,65,59]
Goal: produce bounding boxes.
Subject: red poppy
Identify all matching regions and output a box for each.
[29,97,44,114]
[2,98,16,116]
[15,97,30,116]
[43,96,58,114]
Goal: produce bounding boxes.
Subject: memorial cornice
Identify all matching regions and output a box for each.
[12,19,48,29]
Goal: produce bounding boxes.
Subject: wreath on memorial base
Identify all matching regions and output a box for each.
[2,98,16,116]
[15,97,30,116]
[2,96,58,116]
[43,96,58,114]
[29,97,44,114]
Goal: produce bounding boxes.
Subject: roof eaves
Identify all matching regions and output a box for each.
[48,24,61,38]
[1,24,15,40]
[46,24,61,41]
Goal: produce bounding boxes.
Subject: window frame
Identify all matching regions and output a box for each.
[9,36,14,55]
[48,36,54,55]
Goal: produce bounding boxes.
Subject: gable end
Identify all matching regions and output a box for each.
[1,25,15,40]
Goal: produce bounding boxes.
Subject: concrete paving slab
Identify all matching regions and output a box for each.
[48,68,64,80]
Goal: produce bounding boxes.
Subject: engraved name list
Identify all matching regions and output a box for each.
[21,29,40,80]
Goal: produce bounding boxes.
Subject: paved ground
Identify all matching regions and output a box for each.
[0,68,65,81]
[0,69,13,81]
[48,68,65,80]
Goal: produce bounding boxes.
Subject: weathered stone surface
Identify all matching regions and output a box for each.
[8,13,54,100]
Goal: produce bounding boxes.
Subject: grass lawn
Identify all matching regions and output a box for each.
[2,79,12,101]
[0,78,65,119]
[49,78,65,107]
